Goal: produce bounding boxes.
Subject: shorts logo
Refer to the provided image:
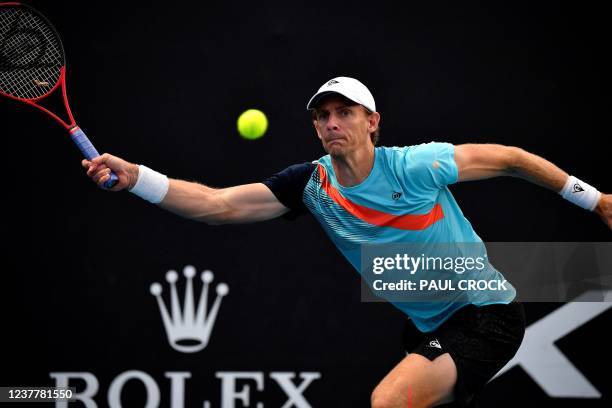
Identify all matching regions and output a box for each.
[428,339,442,349]
[392,191,402,200]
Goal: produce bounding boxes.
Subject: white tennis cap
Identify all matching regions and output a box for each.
[306,77,376,112]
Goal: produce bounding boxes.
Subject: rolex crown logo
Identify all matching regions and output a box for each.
[150,266,229,353]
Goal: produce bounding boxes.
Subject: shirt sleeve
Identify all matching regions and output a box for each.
[262,162,317,220]
[404,142,458,190]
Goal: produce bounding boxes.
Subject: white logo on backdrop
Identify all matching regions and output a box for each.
[49,265,322,407]
[493,290,611,398]
[150,265,229,353]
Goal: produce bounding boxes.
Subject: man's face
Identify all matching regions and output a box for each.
[312,95,379,157]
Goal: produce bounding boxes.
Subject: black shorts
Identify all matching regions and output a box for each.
[401,301,526,408]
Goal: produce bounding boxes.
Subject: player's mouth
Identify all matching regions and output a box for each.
[326,134,346,144]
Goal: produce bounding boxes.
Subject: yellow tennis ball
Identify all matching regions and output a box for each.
[237,109,268,140]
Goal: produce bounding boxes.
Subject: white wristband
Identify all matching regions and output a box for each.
[559,176,601,211]
[128,165,169,204]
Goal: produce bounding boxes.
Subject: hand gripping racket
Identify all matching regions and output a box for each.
[0,2,118,188]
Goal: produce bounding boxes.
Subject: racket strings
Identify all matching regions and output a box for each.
[0,7,63,99]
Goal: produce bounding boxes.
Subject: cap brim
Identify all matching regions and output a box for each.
[306,91,338,110]
[306,89,374,112]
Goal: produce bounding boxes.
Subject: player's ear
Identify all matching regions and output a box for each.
[367,111,380,133]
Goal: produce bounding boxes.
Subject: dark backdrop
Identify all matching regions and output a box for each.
[1,1,609,407]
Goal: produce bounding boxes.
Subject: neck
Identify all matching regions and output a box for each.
[331,144,376,187]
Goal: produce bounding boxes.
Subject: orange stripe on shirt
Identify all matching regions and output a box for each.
[318,164,444,230]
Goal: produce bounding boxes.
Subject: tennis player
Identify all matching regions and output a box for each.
[82,77,611,408]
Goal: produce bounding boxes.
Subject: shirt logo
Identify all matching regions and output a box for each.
[392,191,402,200]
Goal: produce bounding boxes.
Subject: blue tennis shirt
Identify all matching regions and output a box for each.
[263,142,516,332]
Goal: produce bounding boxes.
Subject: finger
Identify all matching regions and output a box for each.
[92,171,104,184]
[88,163,109,177]
[82,159,91,168]
[98,168,112,183]
[93,168,111,184]
[89,162,109,171]
[87,164,99,177]
[92,153,111,165]
[99,172,121,191]
[98,174,111,188]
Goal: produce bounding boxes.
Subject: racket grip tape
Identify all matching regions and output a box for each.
[70,127,119,189]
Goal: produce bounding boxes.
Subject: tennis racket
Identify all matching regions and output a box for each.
[0,2,118,188]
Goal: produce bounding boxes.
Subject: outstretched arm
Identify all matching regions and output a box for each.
[160,180,289,224]
[82,154,289,225]
[453,144,611,229]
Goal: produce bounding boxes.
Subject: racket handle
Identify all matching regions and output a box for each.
[70,127,119,189]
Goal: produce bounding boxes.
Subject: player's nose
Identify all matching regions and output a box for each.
[326,113,340,130]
